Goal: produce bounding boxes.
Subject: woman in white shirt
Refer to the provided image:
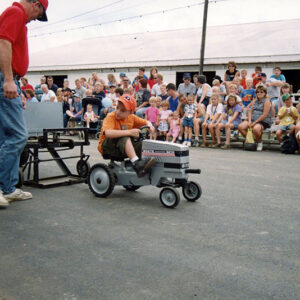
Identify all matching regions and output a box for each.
[41,84,57,102]
[194,75,212,107]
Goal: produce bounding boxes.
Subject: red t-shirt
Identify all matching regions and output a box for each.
[21,84,34,91]
[148,79,155,89]
[0,2,29,77]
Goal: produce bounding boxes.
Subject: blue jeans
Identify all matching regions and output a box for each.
[270,97,279,114]
[136,107,147,118]
[0,72,28,194]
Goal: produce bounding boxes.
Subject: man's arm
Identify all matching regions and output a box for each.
[0,39,17,99]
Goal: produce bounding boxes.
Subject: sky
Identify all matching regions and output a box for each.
[1,0,300,53]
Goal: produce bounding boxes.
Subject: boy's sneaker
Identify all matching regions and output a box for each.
[192,140,199,147]
[0,191,9,208]
[176,138,182,144]
[133,158,156,178]
[257,142,263,151]
[187,141,191,147]
[182,141,188,146]
[4,189,32,203]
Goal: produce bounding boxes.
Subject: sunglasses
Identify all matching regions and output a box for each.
[256,91,265,94]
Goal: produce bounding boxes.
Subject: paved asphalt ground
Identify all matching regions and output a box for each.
[0,139,299,300]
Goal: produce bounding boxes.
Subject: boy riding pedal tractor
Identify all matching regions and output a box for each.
[98,94,156,178]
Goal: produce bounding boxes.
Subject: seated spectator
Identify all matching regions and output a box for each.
[201,94,223,148]
[166,83,179,112]
[232,77,243,95]
[145,97,160,140]
[212,78,226,103]
[193,74,200,91]
[270,67,286,82]
[25,89,38,103]
[276,94,298,143]
[119,72,128,86]
[74,79,86,99]
[20,77,34,91]
[132,67,148,88]
[240,78,256,118]
[47,76,58,94]
[34,76,46,101]
[240,69,247,89]
[225,84,242,104]
[216,94,242,149]
[135,78,151,118]
[278,83,292,112]
[88,72,104,87]
[66,93,83,134]
[157,101,172,140]
[152,73,164,97]
[148,67,158,90]
[41,84,57,102]
[101,86,118,120]
[252,66,262,88]
[177,73,196,96]
[121,76,131,90]
[93,82,106,99]
[238,85,272,151]
[133,75,144,94]
[158,84,168,101]
[224,61,240,89]
[80,77,89,89]
[182,94,198,146]
[295,104,300,149]
[84,104,100,128]
[194,74,212,107]
[63,79,70,90]
[124,86,134,96]
[192,100,206,147]
[174,94,187,143]
[62,88,73,127]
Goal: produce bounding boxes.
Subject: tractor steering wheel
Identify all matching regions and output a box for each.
[136,125,150,141]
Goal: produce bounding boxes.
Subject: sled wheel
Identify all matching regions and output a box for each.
[16,167,24,188]
[182,181,202,202]
[88,164,115,197]
[123,185,141,191]
[159,187,180,208]
[76,160,90,178]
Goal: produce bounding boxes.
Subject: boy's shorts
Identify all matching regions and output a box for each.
[182,117,194,127]
[101,137,142,159]
[278,124,293,131]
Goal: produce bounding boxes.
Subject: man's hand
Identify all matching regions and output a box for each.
[129,128,140,138]
[4,80,18,99]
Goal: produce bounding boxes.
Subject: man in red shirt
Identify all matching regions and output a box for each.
[21,77,34,91]
[0,0,48,209]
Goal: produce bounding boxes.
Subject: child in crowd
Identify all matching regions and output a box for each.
[166,111,181,143]
[145,97,160,140]
[240,78,256,119]
[66,93,83,135]
[182,95,198,146]
[201,94,223,147]
[216,94,242,149]
[225,84,242,104]
[156,96,162,109]
[232,77,243,95]
[212,79,226,103]
[158,84,169,101]
[175,94,188,143]
[157,101,172,140]
[278,83,292,112]
[98,94,156,178]
[240,69,247,89]
[252,66,262,88]
[84,104,100,128]
[275,93,298,143]
[270,67,286,82]
[192,100,206,147]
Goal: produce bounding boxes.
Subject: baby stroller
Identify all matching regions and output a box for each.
[81,97,102,139]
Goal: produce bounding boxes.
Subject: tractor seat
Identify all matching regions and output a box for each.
[102,154,125,162]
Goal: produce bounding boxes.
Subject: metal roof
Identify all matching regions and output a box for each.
[29,18,300,71]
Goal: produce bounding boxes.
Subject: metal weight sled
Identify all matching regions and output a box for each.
[18,102,90,188]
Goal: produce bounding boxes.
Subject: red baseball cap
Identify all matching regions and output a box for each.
[118,94,136,112]
[37,0,48,22]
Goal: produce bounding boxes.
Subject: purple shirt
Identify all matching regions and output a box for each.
[223,104,242,123]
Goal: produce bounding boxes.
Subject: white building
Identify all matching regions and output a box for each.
[27,18,300,91]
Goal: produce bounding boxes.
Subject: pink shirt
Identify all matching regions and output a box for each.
[145,107,159,123]
[160,109,172,121]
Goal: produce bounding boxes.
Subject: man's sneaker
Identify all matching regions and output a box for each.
[133,158,156,178]
[192,140,199,147]
[0,191,9,208]
[4,189,32,203]
[257,142,263,151]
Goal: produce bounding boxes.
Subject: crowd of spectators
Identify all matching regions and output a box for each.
[20,62,300,152]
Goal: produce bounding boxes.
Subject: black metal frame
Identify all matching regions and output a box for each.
[21,128,90,188]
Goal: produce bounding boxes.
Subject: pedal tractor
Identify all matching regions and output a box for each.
[88,126,202,208]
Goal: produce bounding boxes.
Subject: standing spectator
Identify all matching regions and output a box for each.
[166,111,181,143]
[252,66,262,88]
[35,76,46,101]
[20,77,34,91]
[132,67,148,88]
[25,89,38,103]
[260,73,284,116]
[63,78,70,90]
[157,101,172,140]
[238,85,272,151]
[135,78,151,118]
[93,82,106,99]
[177,73,196,96]
[74,79,86,99]
[41,84,57,102]
[240,78,256,119]
[158,84,169,101]
[47,76,58,94]
[152,73,164,97]
[145,97,160,140]
[195,74,212,107]
[0,0,49,208]
[166,83,179,112]
[148,67,158,90]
